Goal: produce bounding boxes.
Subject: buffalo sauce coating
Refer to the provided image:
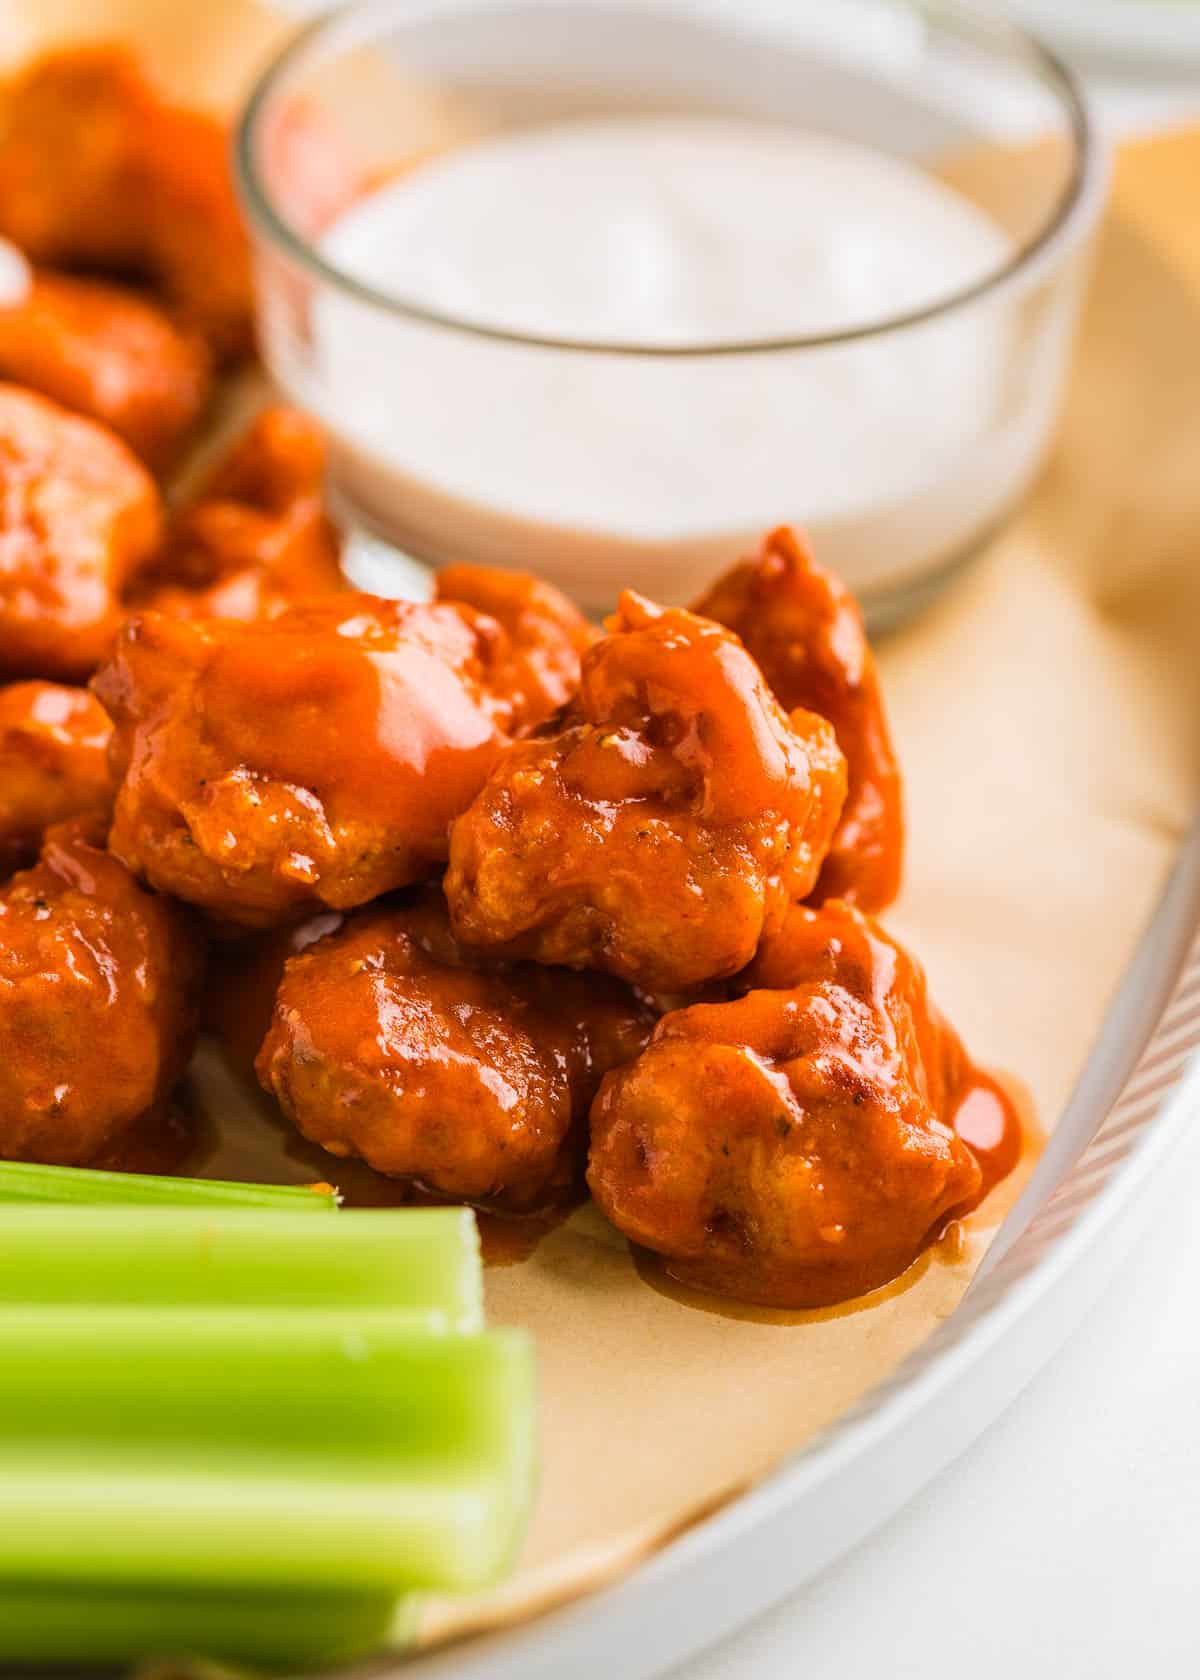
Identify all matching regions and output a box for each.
[0,270,212,470]
[589,901,1018,1308]
[0,681,113,877]
[89,1105,196,1178]
[0,45,253,362]
[131,407,344,623]
[445,590,848,993]
[93,594,508,927]
[0,820,203,1165]
[434,563,594,734]
[748,905,1022,1209]
[204,911,344,1074]
[694,526,903,912]
[256,892,654,1211]
[0,384,163,682]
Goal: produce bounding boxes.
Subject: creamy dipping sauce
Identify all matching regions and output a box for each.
[286,116,1052,608]
[329,119,1009,344]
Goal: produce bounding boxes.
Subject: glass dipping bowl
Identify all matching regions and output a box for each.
[235,0,1106,625]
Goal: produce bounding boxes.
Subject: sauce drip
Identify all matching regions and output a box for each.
[951,1069,1027,1208]
[633,1244,937,1326]
[632,1071,1042,1322]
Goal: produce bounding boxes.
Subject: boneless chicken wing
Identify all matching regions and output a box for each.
[0,384,162,681]
[445,591,847,992]
[93,595,510,926]
[694,527,903,911]
[0,682,112,876]
[0,821,202,1165]
[0,271,212,470]
[589,901,1012,1307]
[434,564,594,733]
[0,47,148,278]
[257,894,652,1210]
[0,45,253,362]
[132,407,344,621]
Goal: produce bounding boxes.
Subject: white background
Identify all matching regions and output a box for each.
[667,58,1200,1680]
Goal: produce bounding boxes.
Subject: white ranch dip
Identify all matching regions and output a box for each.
[291,116,1033,608]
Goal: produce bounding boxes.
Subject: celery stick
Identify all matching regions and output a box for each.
[0,1312,536,1593]
[0,1585,411,1671]
[0,1159,340,1211]
[0,1206,483,1327]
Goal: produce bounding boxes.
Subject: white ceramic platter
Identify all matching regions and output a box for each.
[334,810,1200,1680]
[1004,1,1200,66]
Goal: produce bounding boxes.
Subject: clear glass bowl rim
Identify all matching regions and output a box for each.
[233,0,1105,359]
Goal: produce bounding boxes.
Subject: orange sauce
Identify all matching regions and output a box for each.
[475,1200,582,1266]
[632,1243,937,1325]
[632,1069,1042,1322]
[952,1068,1027,1207]
[92,1103,196,1176]
[954,1069,1043,1231]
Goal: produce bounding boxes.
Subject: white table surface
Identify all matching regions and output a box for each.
[666,62,1200,1680]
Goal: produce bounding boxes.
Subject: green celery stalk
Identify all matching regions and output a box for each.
[0,1159,340,1211]
[0,1206,483,1327]
[0,1307,537,1594]
[0,1585,412,1671]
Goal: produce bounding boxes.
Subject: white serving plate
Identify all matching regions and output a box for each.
[354,807,1200,1680]
[1004,1,1200,66]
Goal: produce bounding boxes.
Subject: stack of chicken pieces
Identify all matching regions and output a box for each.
[0,44,1016,1314]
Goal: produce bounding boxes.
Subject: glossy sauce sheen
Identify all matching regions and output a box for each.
[256,894,653,1211]
[95,596,508,926]
[589,901,1022,1309]
[632,1084,1035,1323]
[951,1071,1026,1208]
[0,680,113,875]
[446,591,848,992]
[434,563,594,736]
[694,526,904,911]
[0,821,203,1166]
[201,623,497,823]
[0,382,162,682]
[96,562,596,931]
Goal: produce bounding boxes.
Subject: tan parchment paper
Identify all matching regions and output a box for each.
[4,0,1200,1651]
